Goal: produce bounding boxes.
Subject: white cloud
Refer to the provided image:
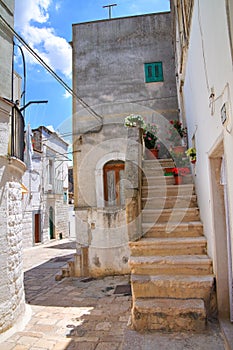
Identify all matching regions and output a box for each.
[55,2,61,11]
[63,90,71,99]
[14,0,72,78]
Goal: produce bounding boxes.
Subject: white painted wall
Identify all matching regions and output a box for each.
[22,127,70,247]
[178,0,233,261]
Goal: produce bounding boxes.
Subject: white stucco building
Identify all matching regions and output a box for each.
[172,0,233,321]
[22,125,70,248]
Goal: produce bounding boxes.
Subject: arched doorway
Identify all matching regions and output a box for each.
[210,143,233,320]
[103,160,125,206]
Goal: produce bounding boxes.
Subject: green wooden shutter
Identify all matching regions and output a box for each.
[144,62,163,83]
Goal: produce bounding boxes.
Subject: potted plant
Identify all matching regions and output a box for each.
[143,123,159,159]
[186,147,196,164]
[172,166,190,185]
[124,114,146,128]
[168,119,187,154]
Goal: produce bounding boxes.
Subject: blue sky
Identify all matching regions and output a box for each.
[14,0,170,138]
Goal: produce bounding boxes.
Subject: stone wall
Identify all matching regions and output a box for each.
[0,157,26,333]
[21,210,33,248]
[55,197,69,239]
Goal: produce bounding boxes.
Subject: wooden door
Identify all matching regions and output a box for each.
[34,213,41,243]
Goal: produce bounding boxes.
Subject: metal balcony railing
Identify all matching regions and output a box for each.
[46,179,64,195]
[10,106,24,161]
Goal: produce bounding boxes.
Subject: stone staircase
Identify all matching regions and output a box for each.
[129,158,215,332]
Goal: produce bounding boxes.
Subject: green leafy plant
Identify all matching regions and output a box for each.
[143,123,158,149]
[168,120,187,146]
[186,147,196,163]
[124,114,146,128]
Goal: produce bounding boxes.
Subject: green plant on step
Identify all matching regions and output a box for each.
[186,147,196,163]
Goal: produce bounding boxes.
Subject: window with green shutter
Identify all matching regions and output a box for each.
[144,62,164,83]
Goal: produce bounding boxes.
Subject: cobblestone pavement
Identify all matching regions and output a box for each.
[0,239,228,350]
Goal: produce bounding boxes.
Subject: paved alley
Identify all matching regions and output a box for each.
[0,239,228,350]
[0,239,132,350]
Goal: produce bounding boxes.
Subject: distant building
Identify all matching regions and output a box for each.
[72,12,178,276]
[22,125,69,247]
[68,166,74,203]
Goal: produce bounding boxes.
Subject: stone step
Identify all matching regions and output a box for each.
[143,175,193,186]
[61,267,70,277]
[142,159,174,169]
[143,168,168,177]
[142,175,175,186]
[142,207,200,223]
[142,221,204,238]
[142,184,195,197]
[131,298,206,332]
[129,255,213,275]
[131,274,214,300]
[142,194,197,209]
[129,237,207,256]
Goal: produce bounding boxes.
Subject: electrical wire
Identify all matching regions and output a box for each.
[0,13,103,126]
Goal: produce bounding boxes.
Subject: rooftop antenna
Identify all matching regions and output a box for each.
[102,3,117,19]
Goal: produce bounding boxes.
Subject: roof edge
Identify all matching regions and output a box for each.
[72,11,171,27]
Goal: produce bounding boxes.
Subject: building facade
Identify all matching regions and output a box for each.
[22,125,70,248]
[0,0,26,334]
[72,12,178,276]
[172,0,233,321]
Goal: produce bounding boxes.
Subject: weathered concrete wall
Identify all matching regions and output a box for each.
[72,12,178,129]
[75,122,128,208]
[74,122,129,276]
[125,127,143,242]
[72,12,178,277]
[76,207,130,277]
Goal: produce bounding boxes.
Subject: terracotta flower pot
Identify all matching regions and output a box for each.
[145,148,159,159]
[174,175,183,185]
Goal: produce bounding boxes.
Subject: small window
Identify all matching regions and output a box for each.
[103,161,125,206]
[48,159,54,185]
[144,62,163,83]
[63,191,68,204]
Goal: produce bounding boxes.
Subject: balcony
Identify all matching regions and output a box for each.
[45,179,64,195]
[11,105,24,161]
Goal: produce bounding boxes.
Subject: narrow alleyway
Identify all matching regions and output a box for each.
[0,239,131,350]
[0,239,227,350]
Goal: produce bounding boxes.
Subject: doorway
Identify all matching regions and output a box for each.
[210,144,233,320]
[34,212,41,244]
[49,206,55,239]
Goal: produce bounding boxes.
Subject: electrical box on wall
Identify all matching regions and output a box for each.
[221,102,232,133]
[221,101,231,125]
[221,103,227,125]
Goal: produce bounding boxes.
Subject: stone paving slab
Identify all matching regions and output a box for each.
[121,324,226,350]
[0,239,228,350]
